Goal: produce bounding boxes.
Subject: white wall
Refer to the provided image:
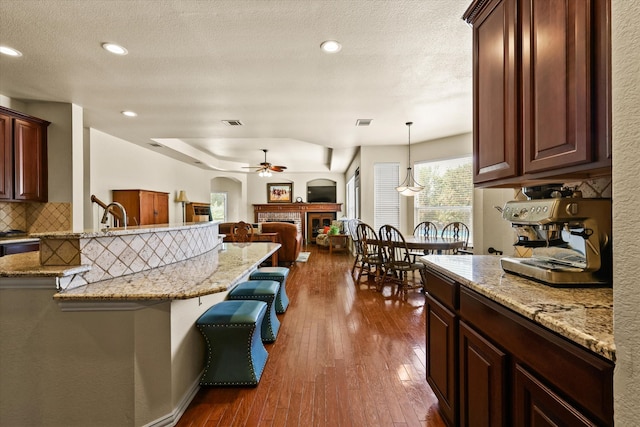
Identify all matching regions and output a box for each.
[244,171,346,219]
[88,128,211,228]
[359,133,474,235]
[612,0,640,424]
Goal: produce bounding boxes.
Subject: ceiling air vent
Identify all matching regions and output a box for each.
[149,142,162,147]
[222,120,243,126]
[356,119,372,126]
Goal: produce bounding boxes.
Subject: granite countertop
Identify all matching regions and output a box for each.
[53,242,279,301]
[31,221,218,239]
[420,255,614,362]
[0,237,39,245]
[0,252,90,277]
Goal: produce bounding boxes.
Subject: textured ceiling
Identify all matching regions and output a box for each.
[0,0,473,173]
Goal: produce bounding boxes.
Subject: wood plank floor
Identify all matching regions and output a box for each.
[176,243,446,427]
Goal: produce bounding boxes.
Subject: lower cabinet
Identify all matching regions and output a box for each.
[424,271,613,427]
[513,364,597,427]
[459,321,507,427]
[426,294,457,426]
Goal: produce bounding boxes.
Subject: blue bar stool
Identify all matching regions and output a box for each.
[227,280,280,342]
[196,300,268,386]
[249,267,290,313]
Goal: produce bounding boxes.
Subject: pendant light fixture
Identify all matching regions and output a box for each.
[396,121,424,196]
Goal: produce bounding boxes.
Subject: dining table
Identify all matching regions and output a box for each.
[403,236,466,254]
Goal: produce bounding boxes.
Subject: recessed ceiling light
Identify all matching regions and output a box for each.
[102,42,128,55]
[0,46,23,57]
[121,111,137,117]
[320,40,342,53]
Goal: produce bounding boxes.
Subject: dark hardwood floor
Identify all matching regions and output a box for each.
[176,243,446,427]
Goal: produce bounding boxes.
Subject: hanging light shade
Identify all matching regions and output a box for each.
[396,121,424,196]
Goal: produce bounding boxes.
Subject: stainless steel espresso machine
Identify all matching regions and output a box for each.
[500,195,612,286]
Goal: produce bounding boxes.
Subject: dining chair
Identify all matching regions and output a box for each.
[378,224,426,299]
[409,221,439,261]
[347,219,363,277]
[355,222,384,289]
[441,222,470,254]
[230,221,255,243]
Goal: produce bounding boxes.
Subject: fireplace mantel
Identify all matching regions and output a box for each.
[253,203,343,242]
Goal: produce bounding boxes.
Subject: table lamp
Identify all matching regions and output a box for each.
[176,190,189,222]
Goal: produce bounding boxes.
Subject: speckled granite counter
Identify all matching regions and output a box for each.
[420,255,614,361]
[0,251,90,277]
[53,242,279,301]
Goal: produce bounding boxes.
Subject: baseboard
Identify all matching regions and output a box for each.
[142,373,202,427]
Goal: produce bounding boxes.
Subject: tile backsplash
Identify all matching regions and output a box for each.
[0,202,71,233]
[513,177,612,201]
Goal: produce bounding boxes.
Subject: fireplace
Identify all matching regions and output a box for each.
[254,203,342,243]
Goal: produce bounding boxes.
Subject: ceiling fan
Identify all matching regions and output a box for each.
[244,149,287,177]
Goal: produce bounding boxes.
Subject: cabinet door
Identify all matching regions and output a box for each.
[13,118,47,201]
[459,321,507,427]
[154,192,169,224]
[521,0,593,173]
[0,113,12,200]
[513,363,597,427]
[138,191,157,225]
[472,0,519,184]
[426,294,457,426]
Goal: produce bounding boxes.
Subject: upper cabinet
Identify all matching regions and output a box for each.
[0,106,50,202]
[463,0,611,187]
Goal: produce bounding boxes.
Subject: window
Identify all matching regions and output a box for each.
[414,157,473,245]
[210,192,227,221]
[374,163,400,230]
[346,167,360,219]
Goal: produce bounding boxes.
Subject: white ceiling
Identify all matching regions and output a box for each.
[0,0,473,174]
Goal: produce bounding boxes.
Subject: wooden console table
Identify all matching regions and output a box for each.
[328,234,350,255]
[253,203,342,243]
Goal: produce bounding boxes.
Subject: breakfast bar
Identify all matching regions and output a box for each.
[0,221,281,427]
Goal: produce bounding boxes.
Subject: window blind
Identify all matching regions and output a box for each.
[374,163,400,231]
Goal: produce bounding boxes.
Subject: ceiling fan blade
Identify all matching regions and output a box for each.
[270,165,287,172]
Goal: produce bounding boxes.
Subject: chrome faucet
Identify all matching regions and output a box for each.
[101,202,128,229]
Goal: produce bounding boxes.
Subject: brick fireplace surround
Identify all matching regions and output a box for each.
[253,203,342,243]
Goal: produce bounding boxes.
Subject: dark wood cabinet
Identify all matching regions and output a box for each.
[468,0,519,184]
[463,0,611,187]
[423,269,613,426]
[459,320,507,427]
[426,293,458,427]
[0,106,49,202]
[308,212,335,241]
[514,363,596,427]
[113,189,169,226]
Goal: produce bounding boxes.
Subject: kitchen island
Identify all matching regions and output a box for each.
[421,255,613,426]
[0,220,281,427]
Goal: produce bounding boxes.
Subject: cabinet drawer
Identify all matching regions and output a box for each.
[459,287,613,425]
[424,269,459,310]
